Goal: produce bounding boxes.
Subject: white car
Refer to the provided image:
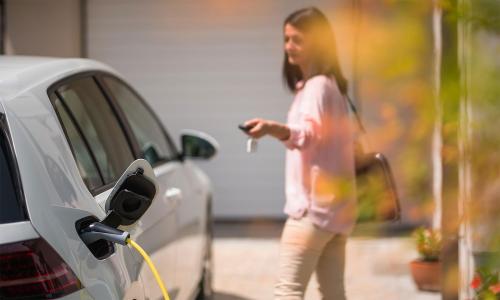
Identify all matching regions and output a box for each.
[0,56,216,300]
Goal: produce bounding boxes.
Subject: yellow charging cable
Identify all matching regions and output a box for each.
[126,238,171,300]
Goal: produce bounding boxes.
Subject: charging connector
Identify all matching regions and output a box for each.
[80,222,130,245]
[78,221,170,300]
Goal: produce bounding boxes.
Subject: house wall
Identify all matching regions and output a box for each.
[4,0,81,57]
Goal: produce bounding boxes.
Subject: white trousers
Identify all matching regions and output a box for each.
[274,217,347,300]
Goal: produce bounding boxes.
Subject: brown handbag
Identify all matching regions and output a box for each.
[345,96,402,223]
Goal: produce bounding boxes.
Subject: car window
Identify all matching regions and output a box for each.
[102,76,176,165]
[0,127,27,224]
[53,76,134,191]
[50,94,103,190]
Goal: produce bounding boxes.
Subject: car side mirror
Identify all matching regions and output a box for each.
[181,130,219,160]
[101,159,158,228]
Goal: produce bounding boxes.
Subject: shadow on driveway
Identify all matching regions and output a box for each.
[215,292,252,300]
[214,219,284,239]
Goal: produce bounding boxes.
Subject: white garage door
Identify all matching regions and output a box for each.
[87,0,353,219]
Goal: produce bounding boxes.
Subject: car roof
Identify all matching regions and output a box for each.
[0,56,117,101]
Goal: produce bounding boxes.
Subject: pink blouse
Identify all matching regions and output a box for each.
[282,75,357,234]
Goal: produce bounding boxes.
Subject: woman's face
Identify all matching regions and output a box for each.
[284,23,311,67]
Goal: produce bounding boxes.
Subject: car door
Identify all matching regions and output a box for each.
[47,74,146,299]
[99,75,194,299]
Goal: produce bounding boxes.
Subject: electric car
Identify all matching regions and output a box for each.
[0,56,216,300]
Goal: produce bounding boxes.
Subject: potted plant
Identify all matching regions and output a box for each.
[409,227,442,292]
[471,267,500,300]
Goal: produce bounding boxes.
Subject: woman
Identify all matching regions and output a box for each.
[243,7,356,300]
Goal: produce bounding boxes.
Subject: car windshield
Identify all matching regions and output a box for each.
[0,126,26,223]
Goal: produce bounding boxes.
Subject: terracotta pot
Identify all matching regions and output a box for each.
[409,259,441,292]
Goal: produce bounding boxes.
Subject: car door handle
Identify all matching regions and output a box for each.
[164,187,182,207]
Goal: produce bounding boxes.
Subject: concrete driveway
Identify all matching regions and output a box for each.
[212,221,440,300]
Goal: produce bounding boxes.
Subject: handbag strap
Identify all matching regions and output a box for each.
[345,95,366,134]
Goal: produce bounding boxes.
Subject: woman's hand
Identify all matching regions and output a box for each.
[244,119,291,141]
[244,119,269,139]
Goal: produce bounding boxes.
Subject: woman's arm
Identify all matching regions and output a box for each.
[243,117,319,151]
[282,76,333,150]
[244,76,332,149]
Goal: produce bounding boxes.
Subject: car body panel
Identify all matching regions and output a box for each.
[0,221,39,245]
[174,160,210,298]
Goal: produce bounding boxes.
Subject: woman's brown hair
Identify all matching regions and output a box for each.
[283,7,348,94]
